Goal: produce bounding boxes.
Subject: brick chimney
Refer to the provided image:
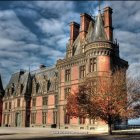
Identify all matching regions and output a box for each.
[103,7,113,41]
[80,13,92,41]
[70,22,80,46]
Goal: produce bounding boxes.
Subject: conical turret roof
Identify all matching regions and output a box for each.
[86,20,95,43]
[0,74,4,96]
[93,11,107,41]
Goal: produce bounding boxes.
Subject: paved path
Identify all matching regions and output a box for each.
[0,127,140,140]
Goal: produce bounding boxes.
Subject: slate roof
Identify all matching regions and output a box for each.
[73,35,81,55]
[0,74,4,96]
[5,70,30,95]
[92,12,107,41]
[86,20,95,43]
[31,66,58,91]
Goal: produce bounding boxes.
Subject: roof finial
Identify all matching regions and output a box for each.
[98,0,101,12]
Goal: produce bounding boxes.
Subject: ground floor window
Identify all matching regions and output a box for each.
[42,112,47,124]
[53,111,57,124]
[31,112,36,124]
[3,114,6,125]
[79,117,85,124]
[64,114,70,124]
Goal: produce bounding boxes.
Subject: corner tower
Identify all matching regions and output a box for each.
[56,6,128,130]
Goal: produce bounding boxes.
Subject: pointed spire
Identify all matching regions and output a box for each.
[93,11,107,41]
[86,20,95,43]
[0,74,4,96]
[0,75,3,91]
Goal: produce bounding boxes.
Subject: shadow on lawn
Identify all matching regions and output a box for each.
[18,135,109,140]
[0,133,17,136]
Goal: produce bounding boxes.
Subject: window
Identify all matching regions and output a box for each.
[42,112,47,124]
[65,69,70,81]
[31,112,36,124]
[79,117,85,124]
[3,114,6,124]
[32,98,36,107]
[7,114,10,124]
[9,102,11,109]
[20,84,24,93]
[5,103,7,110]
[17,99,20,107]
[53,111,57,124]
[36,83,40,93]
[65,114,70,124]
[64,88,71,99]
[80,65,86,78]
[89,58,97,72]
[89,118,95,124]
[42,97,48,106]
[55,95,58,105]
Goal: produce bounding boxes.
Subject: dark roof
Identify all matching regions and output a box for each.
[93,12,107,41]
[0,75,4,96]
[86,20,95,43]
[5,70,30,95]
[31,66,58,91]
[6,71,21,89]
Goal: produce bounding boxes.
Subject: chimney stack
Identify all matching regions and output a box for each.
[80,13,92,41]
[103,7,113,41]
[70,22,80,46]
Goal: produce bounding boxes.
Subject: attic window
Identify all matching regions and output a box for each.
[36,83,40,93]
[20,84,24,93]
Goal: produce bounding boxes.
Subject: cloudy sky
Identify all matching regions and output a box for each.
[0,0,139,124]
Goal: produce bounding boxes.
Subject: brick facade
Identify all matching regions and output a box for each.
[1,6,128,131]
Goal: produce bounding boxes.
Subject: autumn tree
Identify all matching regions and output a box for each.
[66,69,140,135]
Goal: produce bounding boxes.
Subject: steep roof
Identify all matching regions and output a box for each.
[93,11,107,41]
[5,70,31,95]
[86,20,95,43]
[31,66,58,91]
[73,35,81,55]
[0,75,4,96]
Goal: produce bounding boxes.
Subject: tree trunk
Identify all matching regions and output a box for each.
[108,123,112,135]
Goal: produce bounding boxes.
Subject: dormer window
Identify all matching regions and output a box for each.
[36,83,40,93]
[20,84,24,94]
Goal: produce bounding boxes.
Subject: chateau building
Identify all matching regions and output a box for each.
[1,6,128,130]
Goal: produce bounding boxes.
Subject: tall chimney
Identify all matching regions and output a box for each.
[70,22,80,46]
[103,7,113,41]
[80,13,92,41]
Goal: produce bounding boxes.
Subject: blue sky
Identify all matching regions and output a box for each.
[0,1,140,124]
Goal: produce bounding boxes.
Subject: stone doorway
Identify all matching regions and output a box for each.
[15,112,21,127]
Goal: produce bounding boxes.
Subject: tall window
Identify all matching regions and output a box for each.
[64,88,71,99]
[17,99,20,107]
[89,58,97,72]
[9,102,11,109]
[5,102,7,110]
[55,95,58,105]
[79,117,85,124]
[42,96,48,106]
[53,111,57,124]
[42,112,47,124]
[36,83,40,93]
[20,84,24,93]
[7,114,10,124]
[32,98,36,107]
[89,118,95,124]
[31,112,36,124]
[80,65,86,78]
[65,69,70,81]
[3,114,6,124]
[65,114,70,124]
